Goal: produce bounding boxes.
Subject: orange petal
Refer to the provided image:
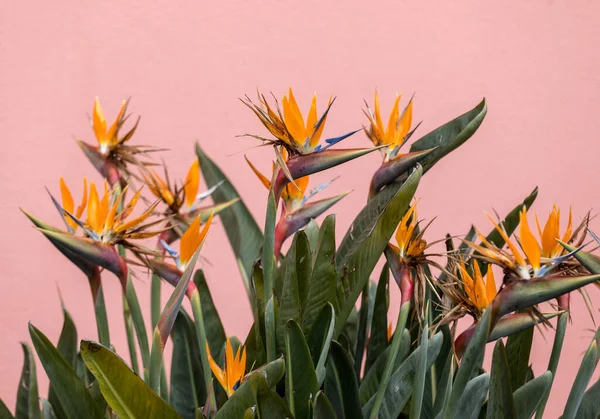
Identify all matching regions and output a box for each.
[485,213,525,266]
[225,338,235,396]
[184,160,200,208]
[92,97,107,145]
[75,177,88,219]
[472,261,488,310]
[106,99,127,146]
[283,88,306,145]
[59,178,75,215]
[113,201,158,234]
[397,99,413,145]
[87,182,102,233]
[386,94,401,145]
[245,157,271,190]
[485,266,497,305]
[519,208,541,271]
[206,343,227,394]
[373,90,384,134]
[306,93,318,137]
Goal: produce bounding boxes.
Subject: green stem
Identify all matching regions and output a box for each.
[89,270,110,346]
[125,276,150,377]
[151,272,162,329]
[160,365,169,401]
[369,300,412,419]
[535,312,568,419]
[191,290,215,405]
[122,295,140,375]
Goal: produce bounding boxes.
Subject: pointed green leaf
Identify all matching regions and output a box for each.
[575,378,600,419]
[513,371,552,419]
[0,399,14,419]
[29,325,102,419]
[505,324,534,392]
[365,265,390,373]
[455,373,490,419]
[255,375,293,418]
[170,311,205,419]
[48,300,78,419]
[193,270,226,362]
[80,340,180,418]
[303,215,337,335]
[285,320,318,419]
[277,234,303,352]
[409,99,487,173]
[335,166,422,336]
[443,308,492,419]
[325,341,362,419]
[562,242,600,274]
[487,340,516,419]
[306,303,336,387]
[196,144,262,292]
[562,328,600,419]
[411,323,430,419]
[362,333,443,419]
[15,343,40,419]
[40,400,56,419]
[313,391,337,419]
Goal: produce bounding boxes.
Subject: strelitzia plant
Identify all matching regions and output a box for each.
[5,91,600,419]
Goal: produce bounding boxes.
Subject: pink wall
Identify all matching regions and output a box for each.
[1,1,600,416]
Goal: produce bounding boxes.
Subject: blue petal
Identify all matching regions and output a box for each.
[316,129,361,152]
[160,240,179,258]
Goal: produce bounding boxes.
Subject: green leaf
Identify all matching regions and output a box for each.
[80,340,180,419]
[455,373,490,419]
[285,319,319,419]
[313,391,338,419]
[193,270,226,362]
[365,265,389,373]
[487,340,516,419]
[513,371,552,419]
[362,332,443,419]
[213,359,285,418]
[303,215,337,335]
[354,281,371,378]
[411,322,430,419]
[124,276,150,375]
[409,99,487,173]
[15,343,40,419]
[48,300,78,419]
[325,341,362,419]
[0,399,14,419]
[277,234,304,352]
[562,328,600,419]
[170,311,205,419]
[196,144,262,292]
[40,400,56,419]
[335,167,422,336]
[250,262,266,356]
[433,352,455,417]
[563,243,600,274]
[443,308,492,419]
[575,378,600,419]
[505,324,533,392]
[255,375,294,418]
[244,323,266,374]
[359,328,411,405]
[29,325,102,419]
[303,219,320,252]
[263,190,277,362]
[306,303,336,387]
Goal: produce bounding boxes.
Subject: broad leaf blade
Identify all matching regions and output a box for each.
[16,343,40,419]
[409,99,487,173]
[80,340,179,419]
[365,265,390,373]
[313,391,337,419]
[193,270,226,362]
[325,341,362,419]
[513,371,552,419]
[455,373,490,419]
[29,325,102,419]
[487,340,516,419]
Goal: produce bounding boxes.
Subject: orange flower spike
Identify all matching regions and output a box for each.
[471,261,488,311]
[519,208,541,273]
[458,259,476,305]
[179,213,213,267]
[113,200,159,234]
[386,95,401,145]
[245,157,272,190]
[308,94,331,149]
[92,98,108,150]
[387,323,393,342]
[283,88,306,143]
[205,343,227,394]
[373,90,384,139]
[485,265,497,304]
[485,213,526,266]
[104,186,127,232]
[105,100,127,147]
[87,182,103,234]
[60,178,75,216]
[184,160,200,209]
[396,99,413,146]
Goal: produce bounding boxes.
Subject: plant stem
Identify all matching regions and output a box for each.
[122,295,140,375]
[191,289,216,406]
[89,270,110,346]
[535,312,568,419]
